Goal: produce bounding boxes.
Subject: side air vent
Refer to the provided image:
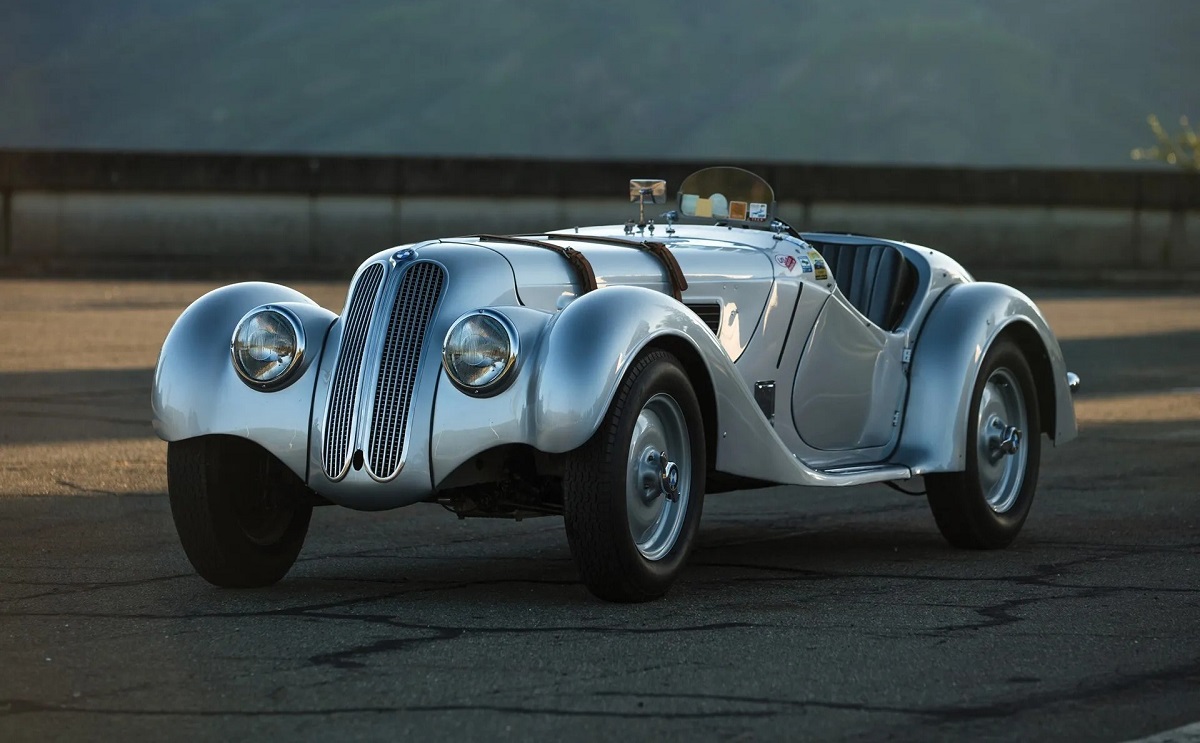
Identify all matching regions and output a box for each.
[685,303,721,336]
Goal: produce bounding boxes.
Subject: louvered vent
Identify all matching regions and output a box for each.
[322,263,385,479]
[367,261,446,479]
[685,303,721,336]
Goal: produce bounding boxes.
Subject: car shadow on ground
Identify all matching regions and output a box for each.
[201,510,1021,611]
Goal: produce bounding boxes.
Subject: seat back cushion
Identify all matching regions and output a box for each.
[813,242,917,331]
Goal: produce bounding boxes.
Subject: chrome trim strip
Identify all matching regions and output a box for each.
[813,464,912,486]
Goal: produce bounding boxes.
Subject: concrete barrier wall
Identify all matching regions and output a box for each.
[2,150,1197,278]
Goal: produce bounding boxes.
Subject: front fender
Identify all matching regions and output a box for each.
[895,282,1077,475]
[151,282,336,480]
[529,286,724,453]
[429,286,730,485]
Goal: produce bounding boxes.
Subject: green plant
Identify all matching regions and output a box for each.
[1131,114,1200,170]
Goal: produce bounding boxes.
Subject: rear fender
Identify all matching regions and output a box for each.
[895,282,1077,474]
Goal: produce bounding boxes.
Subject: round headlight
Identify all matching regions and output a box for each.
[442,310,518,393]
[231,306,305,389]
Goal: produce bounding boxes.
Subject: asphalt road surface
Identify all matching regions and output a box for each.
[1,279,1198,742]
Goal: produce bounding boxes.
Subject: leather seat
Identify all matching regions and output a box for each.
[812,242,917,331]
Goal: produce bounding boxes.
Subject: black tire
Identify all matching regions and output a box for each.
[563,350,706,602]
[168,435,313,587]
[926,338,1041,549]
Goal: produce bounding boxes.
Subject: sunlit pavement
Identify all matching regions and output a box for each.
[1,280,1198,741]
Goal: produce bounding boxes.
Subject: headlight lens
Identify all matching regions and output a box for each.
[442,311,518,392]
[231,307,304,389]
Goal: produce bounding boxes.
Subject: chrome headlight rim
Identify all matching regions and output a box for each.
[230,304,306,391]
[442,309,519,396]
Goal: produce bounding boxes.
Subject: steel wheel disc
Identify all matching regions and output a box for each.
[237,496,294,546]
[975,367,1029,513]
[235,462,294,546]
[625,393,691,561]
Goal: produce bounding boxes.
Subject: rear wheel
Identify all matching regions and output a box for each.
[563,350,706,602]
[926,339,1041,549]
[168,436,313,587]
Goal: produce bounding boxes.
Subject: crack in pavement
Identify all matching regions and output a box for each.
[695,544,1200,594]
[53,480,121,497]
[4,658,1199,722]
[0,572,200,601]
[4,540,1195,618]
[0,698,779,720]
[0,573,611,620]
[304,619,759,669]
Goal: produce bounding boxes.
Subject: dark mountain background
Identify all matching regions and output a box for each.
[3,0,1196,167]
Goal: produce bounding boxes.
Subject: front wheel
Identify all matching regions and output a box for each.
[926,338,1041,549]
[563,350,706,602]
[168,436,313,587]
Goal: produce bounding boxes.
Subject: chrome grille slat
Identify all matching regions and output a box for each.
[367,262,445,478]
[321,262,384,478]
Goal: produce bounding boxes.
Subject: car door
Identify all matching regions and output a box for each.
[789,292,908,451]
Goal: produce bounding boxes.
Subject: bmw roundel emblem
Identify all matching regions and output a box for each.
[392,248,417,263]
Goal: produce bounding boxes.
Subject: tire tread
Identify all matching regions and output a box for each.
[168,436,311,588]
[563,350,705,602]
[926,339,1041,550]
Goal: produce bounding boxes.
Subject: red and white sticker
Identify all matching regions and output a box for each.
[776,254,797,271]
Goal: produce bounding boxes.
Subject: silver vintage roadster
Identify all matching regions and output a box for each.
[153,166,1078,602]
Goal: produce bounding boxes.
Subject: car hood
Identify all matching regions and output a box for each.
[456,227,777,360]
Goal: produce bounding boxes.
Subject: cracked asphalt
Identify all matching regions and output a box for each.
[1,279,1198,741]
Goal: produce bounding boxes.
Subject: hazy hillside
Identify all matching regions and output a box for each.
[3,0,1197,167]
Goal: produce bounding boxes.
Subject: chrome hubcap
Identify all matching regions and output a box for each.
[976,368,1028,513]
[626,393,690,561]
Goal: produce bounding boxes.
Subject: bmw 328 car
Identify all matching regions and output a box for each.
[153,166,1078,602]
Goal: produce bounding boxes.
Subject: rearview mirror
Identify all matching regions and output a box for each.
[629,179,667,205]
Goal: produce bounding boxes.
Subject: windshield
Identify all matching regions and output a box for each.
[677,166,775,227]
